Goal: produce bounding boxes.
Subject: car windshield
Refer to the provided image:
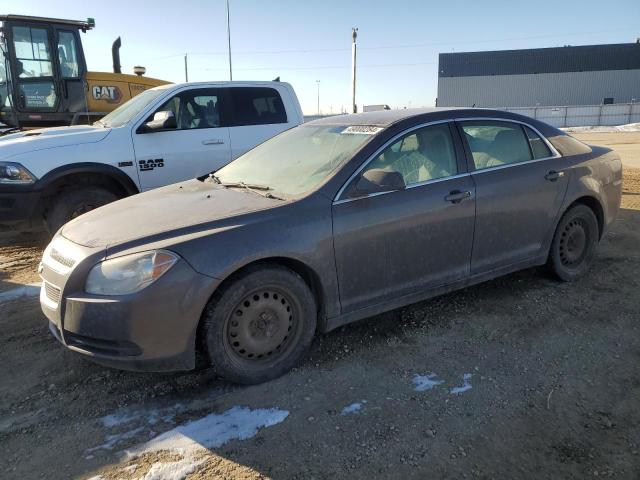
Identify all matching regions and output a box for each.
[97,87,168,128]
[215,124,380,198]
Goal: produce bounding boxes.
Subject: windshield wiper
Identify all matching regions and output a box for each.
[220,181,284,200]
[220,181,271,190]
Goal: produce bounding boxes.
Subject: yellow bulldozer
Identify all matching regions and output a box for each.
[0,14,169,130]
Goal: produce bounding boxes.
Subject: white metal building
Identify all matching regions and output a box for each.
[437,43,640,108]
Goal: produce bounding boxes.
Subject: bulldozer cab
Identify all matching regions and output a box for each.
[0,15,92,128]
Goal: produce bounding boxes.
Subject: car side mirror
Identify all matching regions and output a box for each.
[351,168,406,197]
[142,111,177,132]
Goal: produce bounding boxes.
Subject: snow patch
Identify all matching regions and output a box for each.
[341,400,366,415]
[100,404,183,428]
[413,373,444,391]
[85,426,147,455]
[0,283,40,303]
[562,122,640,133]
[450,373,473,394]
[122,406,289,480]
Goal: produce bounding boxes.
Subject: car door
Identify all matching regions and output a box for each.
[9,23,60,113]
[132,87,231,191]
[457,119,569,274]
[54,29,86,117]
[226,86,293,159]
[332,122,476,313]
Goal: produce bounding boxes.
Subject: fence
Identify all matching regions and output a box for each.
[306,103,640,128]
[503,102,640,128]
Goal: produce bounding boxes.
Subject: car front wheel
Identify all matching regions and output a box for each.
[200,265,317,384]
[548,204,599,281]
[46,186,118,234]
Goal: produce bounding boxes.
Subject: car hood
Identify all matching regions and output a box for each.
[61,179,283,248]
[0,125,111,160]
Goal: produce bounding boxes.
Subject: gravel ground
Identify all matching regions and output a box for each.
[0,139,639,479]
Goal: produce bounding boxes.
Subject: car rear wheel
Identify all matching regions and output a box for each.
[548,204,599,281]
[201,265,317,384]
[46,186,118,234]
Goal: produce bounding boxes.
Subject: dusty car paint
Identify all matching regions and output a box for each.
[40,108,622,372]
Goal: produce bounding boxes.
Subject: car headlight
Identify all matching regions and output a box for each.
[85,250,178,295]
[0,162,37,184]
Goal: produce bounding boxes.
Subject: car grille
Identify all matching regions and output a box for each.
[50,249,76,268]
[44,281,61,304]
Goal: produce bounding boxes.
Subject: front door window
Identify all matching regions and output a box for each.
[12,26,57,109]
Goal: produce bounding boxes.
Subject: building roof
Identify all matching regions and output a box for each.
[439,43,640,77]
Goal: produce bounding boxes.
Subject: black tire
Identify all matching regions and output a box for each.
[46,187,118,234]
[547,204,599,281]
[201,265,317,384]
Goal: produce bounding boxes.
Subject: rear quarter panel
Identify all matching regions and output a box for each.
[560,144,622,233]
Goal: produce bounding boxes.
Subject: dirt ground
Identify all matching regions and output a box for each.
[1,134,639,479]
[572,131,640,170]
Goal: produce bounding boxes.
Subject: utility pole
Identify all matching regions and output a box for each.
[316,80,320,116]
[184,53,188,82]
[351,27,358,113]
[227,0,233,81]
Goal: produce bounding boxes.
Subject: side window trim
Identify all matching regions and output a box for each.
[334,120,463,203]
[455,118,561,174]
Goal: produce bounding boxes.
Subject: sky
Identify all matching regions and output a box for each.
[7,0,640,114]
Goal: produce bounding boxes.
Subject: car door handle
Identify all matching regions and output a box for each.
[445,190,472,204]
[202,139,225,145]
[545,170,565,182]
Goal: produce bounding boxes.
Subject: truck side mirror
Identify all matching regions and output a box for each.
[142,111,177,132]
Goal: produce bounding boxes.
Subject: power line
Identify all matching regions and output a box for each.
[199,61,437,72]
[147,28,637,60]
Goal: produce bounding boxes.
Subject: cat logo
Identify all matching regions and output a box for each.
[139,158,164,172]
[92,85,122,103]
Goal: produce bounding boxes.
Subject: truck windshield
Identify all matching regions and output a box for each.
[97,87,167,128]
[215,124,380,198]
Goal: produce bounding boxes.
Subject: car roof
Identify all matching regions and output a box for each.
[308,107,518,127]
[166,81,292,89]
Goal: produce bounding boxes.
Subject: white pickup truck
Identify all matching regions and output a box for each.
[0,81,304,232]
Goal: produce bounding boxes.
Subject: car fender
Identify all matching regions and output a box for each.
[6,127,140,190]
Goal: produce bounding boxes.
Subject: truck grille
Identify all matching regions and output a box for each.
[50,249,76,268]
[43,282,61,304]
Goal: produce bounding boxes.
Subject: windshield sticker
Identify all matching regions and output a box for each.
[341,125,383,135]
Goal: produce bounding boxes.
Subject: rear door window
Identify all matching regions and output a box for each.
[461,121,533,170]
[228,87,287,126]
[524,126,553,159]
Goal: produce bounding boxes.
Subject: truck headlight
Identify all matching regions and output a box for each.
[85,250,178,295]
[0,162,37,184]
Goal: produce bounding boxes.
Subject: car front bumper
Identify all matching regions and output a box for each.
[40,238,219,372]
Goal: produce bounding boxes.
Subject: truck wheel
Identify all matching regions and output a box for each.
[200,265,317,384]
[46,187,118,234]
[547,204,599,282]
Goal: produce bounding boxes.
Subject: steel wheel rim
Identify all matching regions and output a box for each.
[559,218,589,267]
[224,287,298,365]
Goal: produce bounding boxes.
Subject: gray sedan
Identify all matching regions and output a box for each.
[40,108,622,384]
